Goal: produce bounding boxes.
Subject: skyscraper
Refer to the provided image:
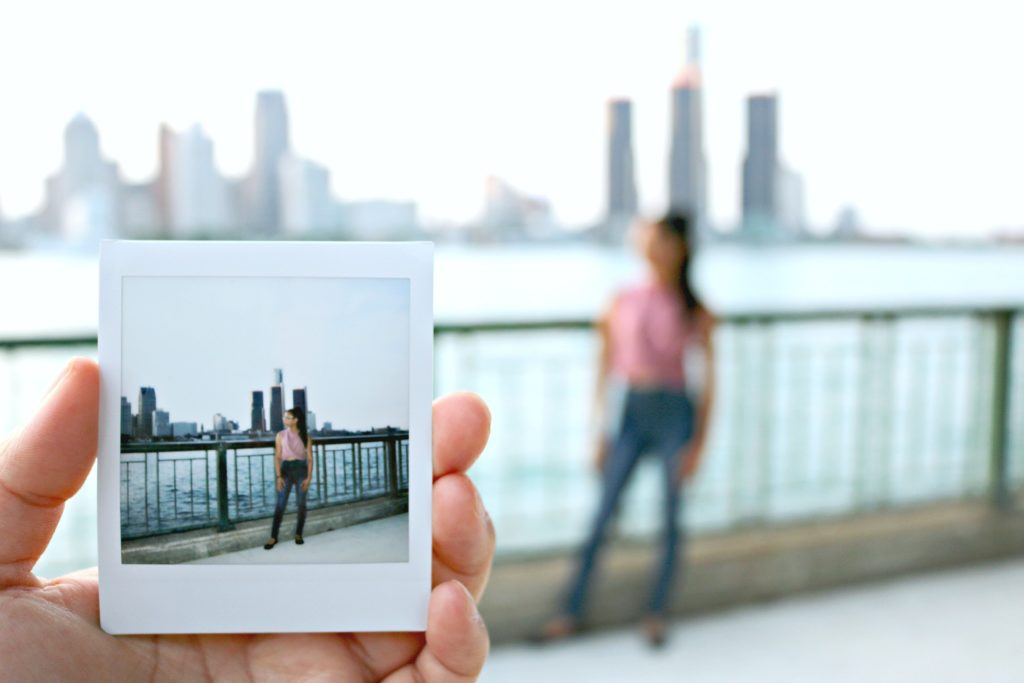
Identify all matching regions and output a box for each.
[251,390,266,433]
[246,91,290,235]
[120,397,133,437]
[270,369,285,432]
[152,409,171,437]
[293,387,307,417]
[668,26,707,232]
[165,124,234,236]
[606,98,637,231]
[741,93,779,235]
[41,114,120,243]
[279,152,334,236]
[136,387,156,439]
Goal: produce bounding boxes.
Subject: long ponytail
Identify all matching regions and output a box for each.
[657,212,701,315]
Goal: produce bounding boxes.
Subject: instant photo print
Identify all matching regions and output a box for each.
[97,240,432,634]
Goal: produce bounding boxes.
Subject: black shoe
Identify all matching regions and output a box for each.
[263,538,277,550]
[642,616,668,649]
[295,535,304,545]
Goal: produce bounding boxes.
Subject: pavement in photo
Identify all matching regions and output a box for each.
[189,513,409,564]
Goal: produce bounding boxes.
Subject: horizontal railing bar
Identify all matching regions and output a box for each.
[121,432,408,454]
[3,306,1023,350]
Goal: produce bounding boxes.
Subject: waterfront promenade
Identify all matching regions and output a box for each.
[484,557,1024,682]
[189,513,408,564]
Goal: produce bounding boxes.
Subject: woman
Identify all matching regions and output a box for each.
[264,407,313,549]
[542,212,715,646]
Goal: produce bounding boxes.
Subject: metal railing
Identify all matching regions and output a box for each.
[3,307,1023,555]
[119,434,409,539]
[434,308,1024,554]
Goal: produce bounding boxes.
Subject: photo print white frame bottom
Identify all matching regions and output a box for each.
[98,241,432,634]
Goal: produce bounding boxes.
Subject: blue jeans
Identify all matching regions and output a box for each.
[271,460,309,538]
[565,388,694,619]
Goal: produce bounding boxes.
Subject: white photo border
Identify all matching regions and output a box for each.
[98,240,433,634]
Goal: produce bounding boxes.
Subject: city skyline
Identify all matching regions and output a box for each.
[120,372,385,439]
[1,1,1022,238]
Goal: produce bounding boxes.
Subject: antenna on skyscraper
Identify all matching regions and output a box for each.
[687,25,702,67]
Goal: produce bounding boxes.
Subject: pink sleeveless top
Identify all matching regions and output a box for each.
[608,281,690,389]
[280,429,307,461]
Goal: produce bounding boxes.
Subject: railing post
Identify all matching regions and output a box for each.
[387,437,399,496]
[216,441,234,530]
[989,310,1013,510]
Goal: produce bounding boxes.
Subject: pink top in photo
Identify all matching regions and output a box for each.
[280,429,307,461]
[608,280,691,389]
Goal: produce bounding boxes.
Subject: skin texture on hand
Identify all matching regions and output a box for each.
[0,359,495,682]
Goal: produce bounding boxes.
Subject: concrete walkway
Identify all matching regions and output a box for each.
[483,558,1024,683]
[189,514,408,564]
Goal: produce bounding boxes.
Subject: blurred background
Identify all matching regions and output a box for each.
[2,1,1023,680]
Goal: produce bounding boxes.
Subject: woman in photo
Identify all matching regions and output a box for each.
[264,407,313,549]
[540,212,716,647]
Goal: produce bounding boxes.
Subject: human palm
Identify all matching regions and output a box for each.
[0,359,494,682]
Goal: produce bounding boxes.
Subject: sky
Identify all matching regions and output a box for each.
[121,277,410,431]
[1,0,1023,236]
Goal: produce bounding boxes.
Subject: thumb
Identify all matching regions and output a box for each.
[0,358,99,585]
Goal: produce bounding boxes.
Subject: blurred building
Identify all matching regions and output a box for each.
[120,397,133,437]
[212,413,234,433]
[668,25,708,235]
[39,114,120,244]
[777,165,806,236]
[136,387,157,439]
[279,153,334,236]
[251,390,266,432]
[245,91,290,235]
[152,409,171,437]
[605,98,637,241]
[340,199,418,239]
[741,93,779,237]
[292,387,307,417]
[481,176,555,241]
[120,181,160,238]
[170,421,198,437]
[270,368,285,433]
[162,124,236,237]
[307,410,316,431]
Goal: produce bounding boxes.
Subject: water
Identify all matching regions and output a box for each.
[3,243,1024,574]
[119,442,407,539]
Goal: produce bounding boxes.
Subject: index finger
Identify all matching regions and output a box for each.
[432,393,489,479]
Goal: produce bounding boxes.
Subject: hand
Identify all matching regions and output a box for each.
[276,475,284,492]
[302,478,310,493]
[675,439,704,485]
[0,359,495,682]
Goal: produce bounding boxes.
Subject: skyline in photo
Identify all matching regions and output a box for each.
[1,1,1022,238]
[121,276,410,433]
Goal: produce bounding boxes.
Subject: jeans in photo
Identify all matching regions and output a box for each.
[271,459,309,539]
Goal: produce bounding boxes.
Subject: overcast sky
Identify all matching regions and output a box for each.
[1,0,1022,236]
[121,277,409,431]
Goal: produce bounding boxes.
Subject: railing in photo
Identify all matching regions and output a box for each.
[118,433,409,539]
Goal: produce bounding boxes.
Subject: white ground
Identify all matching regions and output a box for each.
[189,514,409,564]
[484,558,1024,683]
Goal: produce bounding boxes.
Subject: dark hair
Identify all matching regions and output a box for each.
[656,212,701,315]
[286,407,309,447]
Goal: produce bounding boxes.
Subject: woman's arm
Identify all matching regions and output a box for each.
[679,309,716,482]
[274,433,283,490]
[592,298,616,471]
[302,436,313,491]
